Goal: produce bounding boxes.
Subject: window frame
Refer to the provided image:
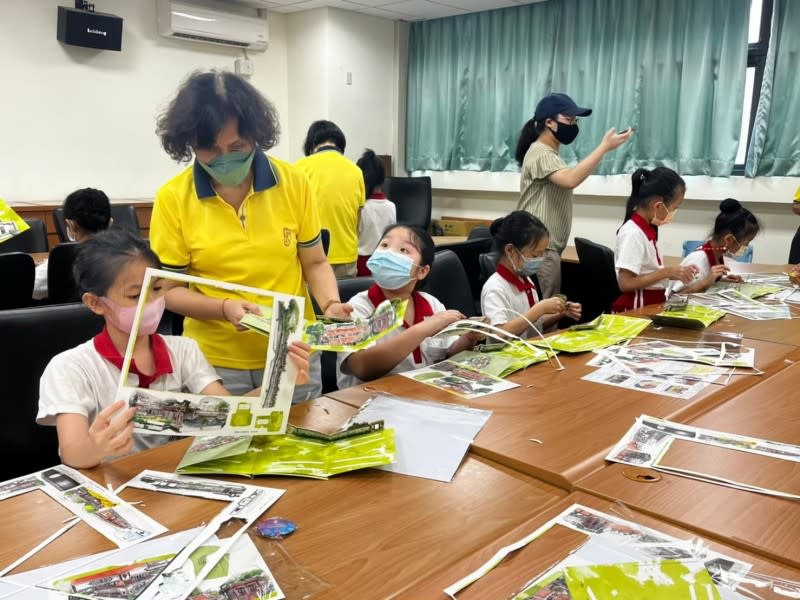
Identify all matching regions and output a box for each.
[732,0,774,175]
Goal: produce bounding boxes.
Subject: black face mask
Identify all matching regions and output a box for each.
[551,122,579,145]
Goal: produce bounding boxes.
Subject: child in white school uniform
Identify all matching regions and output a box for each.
[481,210,581,337]
[669,198,760,295]
[33,187,111,300]
[37,229,310,469]
[612,167,697,312]
[337,224,478,389]
[356,149,396,276]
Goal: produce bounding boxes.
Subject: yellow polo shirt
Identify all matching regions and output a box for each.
[150,151,321,370]
[295,149,365,265]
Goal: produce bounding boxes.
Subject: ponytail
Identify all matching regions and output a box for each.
[356,148,385,198]
[622,166,686,225]
[515,118,548,165]
[490,210,549,259]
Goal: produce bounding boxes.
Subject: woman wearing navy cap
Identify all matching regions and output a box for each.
[515,93,633,299]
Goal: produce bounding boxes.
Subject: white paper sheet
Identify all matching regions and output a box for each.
[346,394,492,482]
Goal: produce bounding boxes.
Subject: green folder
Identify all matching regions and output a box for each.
[531,314,651,353]
[176,429,396,480]
[650,304,726,329]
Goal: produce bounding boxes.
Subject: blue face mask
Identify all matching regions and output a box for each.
[516,250,543,277]
[198,149,255,187]
[366,250,416,290]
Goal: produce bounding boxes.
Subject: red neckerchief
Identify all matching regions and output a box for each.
[368,283,433,363]
[93,328,173,389]
[630,213,662,265]
[495,263,537,307]
[369,191,388,200]
[700,241,723,267]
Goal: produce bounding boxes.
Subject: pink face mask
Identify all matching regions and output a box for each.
[101,296,166,336]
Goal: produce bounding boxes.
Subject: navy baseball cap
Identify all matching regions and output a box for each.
[534,93,592,122]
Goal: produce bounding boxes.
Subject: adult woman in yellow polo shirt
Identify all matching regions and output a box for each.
[296,120,365,279]
[151,70,351,401]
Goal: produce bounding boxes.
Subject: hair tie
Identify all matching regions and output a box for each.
[640,173,646,181]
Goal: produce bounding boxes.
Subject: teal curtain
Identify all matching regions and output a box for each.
[745,0,800,177]
[406,0,750,176]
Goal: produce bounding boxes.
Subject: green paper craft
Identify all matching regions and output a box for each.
[302,298,407,351]
[709,281,784,299]
[650,304,726,330]
[177,428,396,479]
[451,340,554,378]
[531,314,651,353]
[564,560,721,600]
[239,306,274,335]
[0,199,30,244]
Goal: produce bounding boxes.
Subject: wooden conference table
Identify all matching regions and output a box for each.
[328,320,800,489]
[0,397,566,599]
[577,360,800,569]
[399,492,800,600]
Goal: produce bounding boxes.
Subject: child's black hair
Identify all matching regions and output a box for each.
[357,149,385,198]
[622,167,686,224]
[303,120,346,156]
[74,229,161,296]
[63,188,111,234]
[380,224,435,268]
[712,198,760,242]
[490,210,549,256]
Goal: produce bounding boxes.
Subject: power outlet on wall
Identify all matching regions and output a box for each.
[235,57,254,77]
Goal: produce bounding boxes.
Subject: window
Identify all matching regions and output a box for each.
[733,0,773,174]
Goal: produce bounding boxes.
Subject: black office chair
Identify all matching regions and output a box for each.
[321,229,330,256]
[434,237,492,310]
[479,251,500,287]
[319,276,375,394]
[426,249,475,317]
[54,204,140,242]
[0,252,35,309]
[383,176,432,231]
[0,303,104,479]
[0,219,49,253]
[46,242,82,303]
[574,237,621,320]
[467,226,491,240]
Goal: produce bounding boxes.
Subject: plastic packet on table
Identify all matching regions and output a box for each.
[247,527,333,600]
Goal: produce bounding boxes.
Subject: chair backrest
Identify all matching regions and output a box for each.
[0,218,49,253]
[47,242,82,303]
[682,239,753,263]
[53,207,70,243]
[110,204,142,236]
[434,237,493,305]
[383,176,432,231]
[320,276,375,394]
[574,237,620,320]
[479,251,500,287]
[321,228,330,256]
[467,226,492,240]
[0,303,104,479]
[426,249,475,317]
[0,252,35,309]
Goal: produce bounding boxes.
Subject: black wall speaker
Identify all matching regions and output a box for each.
[57,6,123,51]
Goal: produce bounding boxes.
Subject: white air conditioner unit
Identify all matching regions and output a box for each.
[157,0,268,51]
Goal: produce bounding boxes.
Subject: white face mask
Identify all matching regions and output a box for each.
[727,239,749,258]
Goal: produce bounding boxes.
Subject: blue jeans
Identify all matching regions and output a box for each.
[215,352,322,404]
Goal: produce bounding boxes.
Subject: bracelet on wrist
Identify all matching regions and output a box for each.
[322,299,341,312]
[221,298,229,320]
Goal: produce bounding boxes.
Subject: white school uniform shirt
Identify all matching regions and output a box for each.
[33,260,48,300]
[481,270,544,338]
[615,216,666,289]
[357,192,396,256]
[668,246,717,295]
[37,334,220,456]
[336,287,457,390]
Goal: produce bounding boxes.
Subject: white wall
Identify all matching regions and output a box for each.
[286,8,397,163]
[432,186,799,265]
[0,0,290,205]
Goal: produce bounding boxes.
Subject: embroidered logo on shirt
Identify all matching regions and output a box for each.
[283,227,292,247]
